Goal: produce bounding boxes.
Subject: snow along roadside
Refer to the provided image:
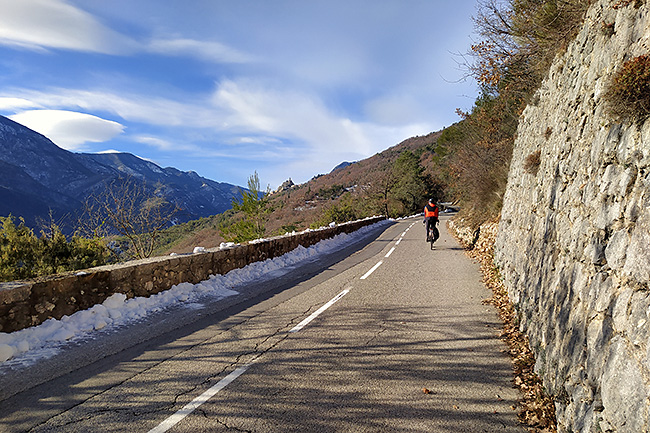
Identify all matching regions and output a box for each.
[0,219,392,366]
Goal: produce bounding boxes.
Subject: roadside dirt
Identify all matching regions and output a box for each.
[450,220,557,433]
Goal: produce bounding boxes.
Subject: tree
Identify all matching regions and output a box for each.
[0,215,109,282]
[0,215,38,281]
[78,177,179,260]
[391,150,430,214]
[220,172,271,243]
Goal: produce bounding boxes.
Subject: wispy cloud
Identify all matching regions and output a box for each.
[0,97,43,111]
[0,87,215,128]
[147,38,254,64]
[0,0,253,67]
[0,78,433,186]
[0,0,136,54]
[9,110,124,151]
[211,79,431,157]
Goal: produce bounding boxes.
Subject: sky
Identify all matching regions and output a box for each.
[0,0,479,189]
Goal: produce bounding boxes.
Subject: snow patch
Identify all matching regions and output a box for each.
[0,219,390,367]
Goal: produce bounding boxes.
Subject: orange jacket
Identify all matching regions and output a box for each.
[424,203,439,219]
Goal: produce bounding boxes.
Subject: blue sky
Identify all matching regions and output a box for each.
[0,0,479,189]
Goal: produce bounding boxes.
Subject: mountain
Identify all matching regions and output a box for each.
[164,130,445,253]
[331,161,353,172]
[0,115,242,231]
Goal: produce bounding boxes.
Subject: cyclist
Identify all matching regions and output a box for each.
[423,198,439,242]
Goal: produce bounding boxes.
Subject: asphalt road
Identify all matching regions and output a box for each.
[0,216,523,432]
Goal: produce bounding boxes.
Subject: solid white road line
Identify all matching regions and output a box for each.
[360,261,383,280]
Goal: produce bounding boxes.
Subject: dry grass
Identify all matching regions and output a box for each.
[524,150,542,175]
[605,55,650,123]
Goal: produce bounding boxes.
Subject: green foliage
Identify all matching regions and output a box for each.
[219,172,272,243]
[311,194,362,227]
[604,55,650,122]
[0,216,38,281]
[0,215,109,282]
[275,223,300,236]
[391,150,431,214]
[316,184,347,200]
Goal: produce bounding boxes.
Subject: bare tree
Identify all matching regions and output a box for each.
[78,177,180,260]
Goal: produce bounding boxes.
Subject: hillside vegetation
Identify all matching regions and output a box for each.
[1,0,597,277]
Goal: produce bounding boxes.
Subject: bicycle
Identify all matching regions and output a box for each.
[427,224,439,250]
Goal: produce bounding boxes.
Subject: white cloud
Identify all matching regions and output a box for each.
[212,79,374,153]
[0,97,43,111]
[147,38,254,64]
[211,79,433,154]
[133,135,174,151]
[0,88,217,128]
[364,94,427,126]
[0,80,435,184]
[9,110,125,151]
[211,79,436,184]
[132,134,199,153]
[0,0,136,54]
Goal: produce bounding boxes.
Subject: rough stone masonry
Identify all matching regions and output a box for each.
[495,1,650,432]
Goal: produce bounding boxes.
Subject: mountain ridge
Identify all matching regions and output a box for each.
[0,115,243,231]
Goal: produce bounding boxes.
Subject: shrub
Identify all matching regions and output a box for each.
[524,150,542,175]
[0,215,109,282]
[605,55,650,122]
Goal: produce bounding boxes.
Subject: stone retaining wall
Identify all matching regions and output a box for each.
[494,2,650,431]
[0,217,385,334]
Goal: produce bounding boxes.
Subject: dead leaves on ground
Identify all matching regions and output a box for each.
[452,220,558,433]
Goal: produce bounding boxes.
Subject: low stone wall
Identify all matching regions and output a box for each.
[0,217,385,334]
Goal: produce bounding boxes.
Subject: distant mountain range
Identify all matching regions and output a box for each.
[0,115,243,232]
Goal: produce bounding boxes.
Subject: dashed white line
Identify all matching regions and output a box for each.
[289,288,351,333]
[148,359,256,433]
[149,222,413,432]
[149,288,353,432]
[360,261,383,280]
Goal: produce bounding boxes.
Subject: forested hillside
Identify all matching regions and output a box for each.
[2,0,597,281]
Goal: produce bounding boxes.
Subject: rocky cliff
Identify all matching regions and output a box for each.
[495,1,650,431]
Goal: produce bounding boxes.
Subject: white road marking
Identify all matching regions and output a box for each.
[360,261,383,280]
[149,221,419,432]
[148,359,256,433]
[150,288,352,432]
[289,288,351,333]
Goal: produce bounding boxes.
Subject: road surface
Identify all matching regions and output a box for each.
[0,216,522,432]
